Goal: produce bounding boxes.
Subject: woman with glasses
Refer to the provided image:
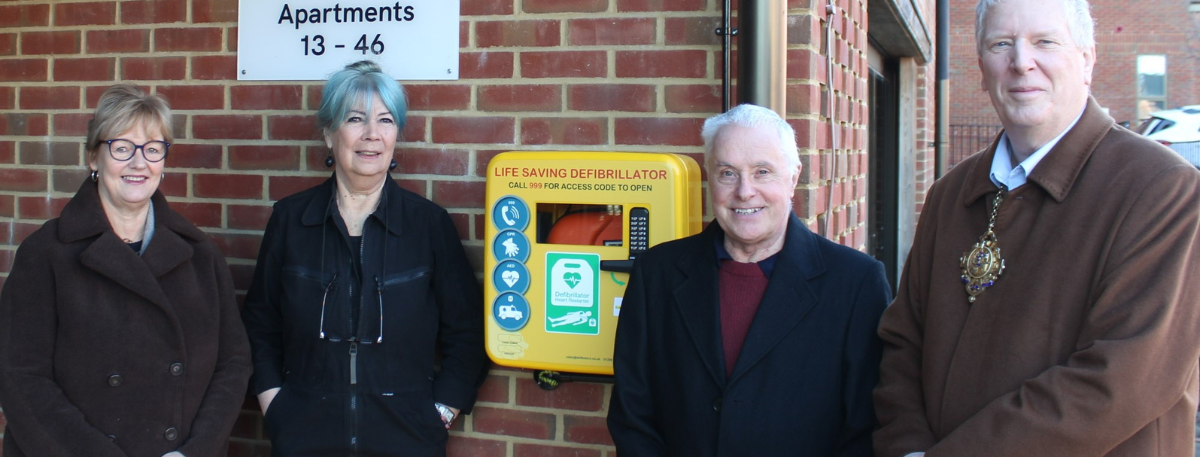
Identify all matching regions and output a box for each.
[0,84,251,456]
[242,60,488,456]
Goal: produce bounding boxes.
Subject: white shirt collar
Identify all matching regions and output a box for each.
[989,108,1086,190]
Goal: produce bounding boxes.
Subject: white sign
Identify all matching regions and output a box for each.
[237,0,459,81]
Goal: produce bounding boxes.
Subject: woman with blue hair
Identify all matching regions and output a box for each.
[242,60,488,456]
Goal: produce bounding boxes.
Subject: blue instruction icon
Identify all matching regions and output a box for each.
[492,229,530,263]
[492,196,530,231]
[493,292,530,332]
[493,260,530,294]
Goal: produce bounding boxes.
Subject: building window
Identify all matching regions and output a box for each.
[1137,55,1166,121]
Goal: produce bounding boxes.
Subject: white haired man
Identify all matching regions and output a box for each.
[607,104,891,456]
[873,0,1200,456]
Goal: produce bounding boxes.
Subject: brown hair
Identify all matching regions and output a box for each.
[85,84,173,164]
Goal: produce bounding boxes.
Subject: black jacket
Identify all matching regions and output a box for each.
[242,176,488,456]
[0,181,251,457]
[607,215,891,456]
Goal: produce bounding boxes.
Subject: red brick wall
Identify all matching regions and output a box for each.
[949,0,1200,129]
[0,0,889,455]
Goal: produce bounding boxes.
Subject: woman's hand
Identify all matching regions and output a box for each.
[257,387,281,415]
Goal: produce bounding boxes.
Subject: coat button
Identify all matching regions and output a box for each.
[712,397,722,412]
[169,363,184,376]
[107,374,122,387]
[106,434,116,441]
[164,427,178,441]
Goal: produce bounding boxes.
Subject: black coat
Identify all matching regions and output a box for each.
[242,177,488,456]
[0,181,252,457]
[607,215,891,456]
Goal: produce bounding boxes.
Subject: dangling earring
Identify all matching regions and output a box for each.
[389,159,398,171]
[90,169,98,182]
[325,155,335,168]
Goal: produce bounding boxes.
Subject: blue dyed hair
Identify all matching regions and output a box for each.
[316,60,407,138]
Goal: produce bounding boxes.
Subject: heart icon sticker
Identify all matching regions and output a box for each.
[563,272,582,288]
[502,270,520,287]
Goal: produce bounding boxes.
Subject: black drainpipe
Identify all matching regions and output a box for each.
[936,0,949,177]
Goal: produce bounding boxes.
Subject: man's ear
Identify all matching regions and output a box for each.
[1080,45,1096,86]
[979,55,987,92]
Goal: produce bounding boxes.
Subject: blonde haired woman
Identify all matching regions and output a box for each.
[0,84,251,457]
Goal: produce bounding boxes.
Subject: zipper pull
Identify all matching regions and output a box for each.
[375,276,384,344]
[318,273,338,339]
[349,341,358,385]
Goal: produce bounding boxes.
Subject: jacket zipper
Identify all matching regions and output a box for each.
[349,391,359,454]
[349,338,359,454]
[381,269,429,287]
[347,235,361,340]
[349,341,358,385]
[283,265,324,282]
[347,222,368,456]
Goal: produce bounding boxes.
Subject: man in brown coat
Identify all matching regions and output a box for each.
[874,0,1200,456]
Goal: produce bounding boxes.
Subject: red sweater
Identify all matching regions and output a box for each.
[718,260,769,376]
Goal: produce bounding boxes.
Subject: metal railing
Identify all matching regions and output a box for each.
[948,119,1003,168]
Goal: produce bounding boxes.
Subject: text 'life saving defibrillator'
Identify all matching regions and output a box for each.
[484,151,702,374]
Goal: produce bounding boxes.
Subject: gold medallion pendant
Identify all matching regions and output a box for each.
[959,187,1007,303]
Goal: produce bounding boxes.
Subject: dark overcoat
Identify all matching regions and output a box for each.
[241,177,488,456]
[0,180,252,457]
[607,215,892,456]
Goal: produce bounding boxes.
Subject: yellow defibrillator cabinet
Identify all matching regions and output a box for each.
[484,151,702,375]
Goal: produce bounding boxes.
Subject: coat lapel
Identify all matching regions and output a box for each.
[1026,97,1114,203]
[79,232,178,310]
[61,181,194,326]
[671,224,728,387]
[728,216,824,384]
[300,176,337,227]
[958,96,1112,208]
[140,220,194,279]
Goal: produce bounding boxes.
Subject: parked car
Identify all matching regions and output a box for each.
[1135,105,1200,169]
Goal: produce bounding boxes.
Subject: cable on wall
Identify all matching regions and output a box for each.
[823,0,840,239]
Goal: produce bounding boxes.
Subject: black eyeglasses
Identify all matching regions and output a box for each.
[317,274,384,344]
[106,139,170,162]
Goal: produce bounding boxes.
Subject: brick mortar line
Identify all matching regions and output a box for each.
[473,402,610,416]
[500,145,705,153]
[5,50,235,60]
[470,44,727,51]
[5,23,231,30]
[4,0,108,5]
[451,429,615,449]
[0,108,768,115]
[471,11,733,20]
[0,141,800,152]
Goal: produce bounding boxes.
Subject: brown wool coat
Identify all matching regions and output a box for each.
[875,98,1200,457]
[0,181,252,457]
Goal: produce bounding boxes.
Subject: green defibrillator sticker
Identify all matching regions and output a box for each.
[545,252,601,335]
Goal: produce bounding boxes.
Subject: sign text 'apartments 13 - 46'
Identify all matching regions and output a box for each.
[237,1,460,81]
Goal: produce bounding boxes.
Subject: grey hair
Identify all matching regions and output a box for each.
[700,104,800,173]
[975,0,1095,54]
